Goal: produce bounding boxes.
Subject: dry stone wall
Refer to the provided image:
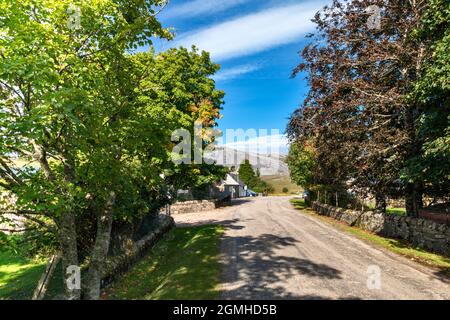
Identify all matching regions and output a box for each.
[311,202,449,257]
[169,200,219,215]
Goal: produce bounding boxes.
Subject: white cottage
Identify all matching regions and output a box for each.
[221,173,247,199]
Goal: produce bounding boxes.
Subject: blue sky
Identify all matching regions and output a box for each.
[151,0,329,152]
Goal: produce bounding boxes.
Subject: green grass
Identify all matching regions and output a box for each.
[291,198,307,210]
[1,225,224,300]
[342,225,450,272]
[386,207,406,216]
[105,225,225,300]
[366,204,406,216]
[0,251,46,300]
[290,199,450,274]
[262,175,302,195]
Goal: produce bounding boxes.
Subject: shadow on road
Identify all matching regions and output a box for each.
[433,268,450,284]
[227,198,253,206]
[220,226,345,299]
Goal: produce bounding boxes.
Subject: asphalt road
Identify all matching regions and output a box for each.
[175,196,450,300]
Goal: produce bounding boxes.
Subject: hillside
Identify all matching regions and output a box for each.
[206,146,289,176]
[261,175,303,195]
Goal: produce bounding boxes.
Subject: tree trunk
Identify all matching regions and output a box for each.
[375,194,387,213]
[405,182,423,217]
[59,211,80,300]
[404,100,424,217]
[84,192,116,300]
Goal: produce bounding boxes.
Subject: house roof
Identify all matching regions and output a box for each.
[223,173,245,187]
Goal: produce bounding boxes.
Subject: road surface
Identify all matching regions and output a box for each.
[174,196,450,300]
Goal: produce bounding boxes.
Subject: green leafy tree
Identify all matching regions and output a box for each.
[238,160,273,194]
[0,0,224,299]
[287,0,448,215]
[238,160,258,188]
[401,0,450,201]
[141,47,226,194]
[287,142,317,190]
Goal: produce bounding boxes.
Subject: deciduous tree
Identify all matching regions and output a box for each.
[287,0,447,215]
[0,0,225,299]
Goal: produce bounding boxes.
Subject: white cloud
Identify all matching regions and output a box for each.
[163,0,251,20]
[213,64,261,81]
[174,1,326,61]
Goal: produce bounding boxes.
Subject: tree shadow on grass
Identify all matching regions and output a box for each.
[104,225,226,300]
[0,253,45,300]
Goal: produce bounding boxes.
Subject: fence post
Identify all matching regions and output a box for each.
[32,254,61,300]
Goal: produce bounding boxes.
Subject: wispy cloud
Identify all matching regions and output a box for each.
[174,1,326,61]
[162,0,252,20]
[213,64,261,81]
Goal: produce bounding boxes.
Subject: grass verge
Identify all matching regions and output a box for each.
[0,250,64,300]
[104,225,224,300]
[2,225,224,300]
[0,251,46,300]
[290,199,450,275]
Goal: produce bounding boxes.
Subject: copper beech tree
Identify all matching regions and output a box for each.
[287,0,449,215]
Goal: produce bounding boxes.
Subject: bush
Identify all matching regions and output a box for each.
[0,229,57,258]
[282,187,289,193]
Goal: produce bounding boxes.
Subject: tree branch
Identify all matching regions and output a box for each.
[31,140,55,181]
[0,228,37,233]
[0,158,23,185]
[0,210,48,216]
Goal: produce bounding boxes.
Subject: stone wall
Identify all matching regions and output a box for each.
[46,214,175,299]
[169,200,219,215]
[101,214,175,289]
[419,209,450,226]
[311,202,450,257]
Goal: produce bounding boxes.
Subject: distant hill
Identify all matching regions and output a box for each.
[261,175,303,195]
[206,146,290,176]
